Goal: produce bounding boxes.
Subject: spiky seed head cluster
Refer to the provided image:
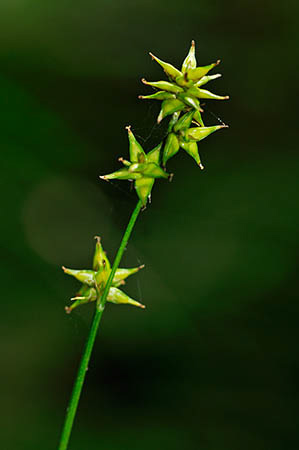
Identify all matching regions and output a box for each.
[62,236,145,313]
[100,41,229,206]
[64,42,229,313]
[140,40,229,168]
[140,40,229,125]
[100,126,172,207]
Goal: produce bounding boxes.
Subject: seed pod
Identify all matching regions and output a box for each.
[193,110,204,127]
[126,126,146,163]
[62,267,95,287]
[187,60,220,82]
[163,133,180,166]
[146,142,163,164]
[195,73,222,87]
[113,265,145,287]
[187,125,227,141]
[193,88,229,100]
[135,177,154,206]
[93,236,111,273]
[179,140,203,168]
[100,168,143,181]
[173,110,195,132]
[141,79,183,94]
[149,52,182,80]
[133,142,164,205]
[181,40,197,73]
[157,98,185,123]
[108,287,145,309]
[139,91,176,101]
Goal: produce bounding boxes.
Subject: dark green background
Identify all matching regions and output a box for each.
[1,1,299,449]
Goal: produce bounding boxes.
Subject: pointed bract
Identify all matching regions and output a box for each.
[193,109,204,127]
[181,40,197,73]
[195,88,229,100]
[113,266,144,287]
[149,52,182,80]
[135,177,155,206]
[142,79,183,94]
[146,143,162,164]
[126,126,146,163]
[187,125,227,141]
[187,61,220,81]
[93,236,111,273]
[62,267,95,287]
[163,133,180,166]
[195,73,222,87]
[108,287,145,309]
[100,168,143,181]
[179,141,203,168]
[139,91,175,101]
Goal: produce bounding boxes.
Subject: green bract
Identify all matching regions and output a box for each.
[62,236,145,313]
[140,40,229,125]
[100,126,171,206]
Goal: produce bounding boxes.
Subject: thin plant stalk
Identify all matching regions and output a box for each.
[58,199,142,450]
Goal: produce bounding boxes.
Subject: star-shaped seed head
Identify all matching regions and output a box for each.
[163,110,228,168]
[139,40,229,126]
[62,236,145,313]
[100,126,172,206]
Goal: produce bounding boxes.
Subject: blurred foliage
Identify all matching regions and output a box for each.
[1,0,299,449]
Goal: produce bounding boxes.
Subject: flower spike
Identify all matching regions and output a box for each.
[63,238,145,312]
[149,52,182,80]
[140,40,229,128]
[100,127,171,206]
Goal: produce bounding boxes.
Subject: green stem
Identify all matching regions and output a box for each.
[58,199,143,450]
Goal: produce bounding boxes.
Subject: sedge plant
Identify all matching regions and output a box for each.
[58,40,229,449]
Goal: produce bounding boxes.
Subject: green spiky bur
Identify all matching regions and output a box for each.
[100,126,172,206]
[62,237,145,313]
[140,40,229,126]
